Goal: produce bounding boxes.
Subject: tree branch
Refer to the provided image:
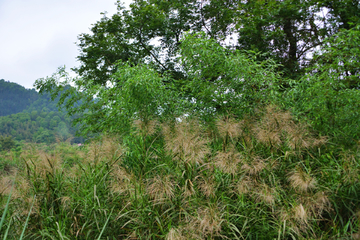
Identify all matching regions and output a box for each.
[138,28,168,70]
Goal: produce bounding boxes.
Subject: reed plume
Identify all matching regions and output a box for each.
[163,119,210,165]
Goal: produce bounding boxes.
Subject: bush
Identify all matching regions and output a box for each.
[0,136,16,152]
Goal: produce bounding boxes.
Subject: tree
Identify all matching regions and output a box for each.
[73,0,200,86]
[72,0,281,87]
[310,25,360,89]
[35,0,360,140]
[35,32,280,135]
[71,0,357,86]
[56,121,71,141]
[35,64,176,135]
[234,0,331,80]
[34,127,54,143]
[178,32,280,118]
[0,135,16,152]
[282,25,360,144]
[0,79,39,116]
[316,0,360,31]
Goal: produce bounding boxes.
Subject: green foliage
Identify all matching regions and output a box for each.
[1,108,359,239]
[0,110,79,144]
[70,0,360,84]
[0,79,38,116]
[73,0,199,85]
[281,25,360,145]
[0,176,14,238]
[312,25,360,89]
[33,0,358,140]
[13,1,360,239]
[179,32,280,119]
[94,62,176,131]
[317,0,360,31]
[235,0,328,79]
[0,79,58,117]
[0,136,16,152]
[0,78,82,144]
[36,33,281,135]
[33,0,359,143]
[35,64,175,135]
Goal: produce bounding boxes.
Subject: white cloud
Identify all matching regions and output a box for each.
[0,0,132,89]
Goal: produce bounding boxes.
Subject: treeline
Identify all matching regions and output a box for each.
[0,79,56,116]
[0,80,82,145]
[0,79,37,116]
[0,110,80,144]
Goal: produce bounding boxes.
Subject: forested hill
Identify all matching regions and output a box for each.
[0,78,58,116]
[0,79,38,116]
[0,79,82,144]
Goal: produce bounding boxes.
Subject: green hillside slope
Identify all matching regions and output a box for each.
[0,79,82,144]
[0,79,39,116]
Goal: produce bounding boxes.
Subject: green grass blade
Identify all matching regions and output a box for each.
[2,217,12,240]
[56,222,70,240]
[96,207,114,240]
[0,178,15,233]
[19,195,36,240]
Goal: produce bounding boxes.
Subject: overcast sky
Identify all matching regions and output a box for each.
[0,0,132,89]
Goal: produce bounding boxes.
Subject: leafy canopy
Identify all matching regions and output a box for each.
[282,25,360,144]
[35,0,360,146]
[72,0,360,86]
[35,32,280,135]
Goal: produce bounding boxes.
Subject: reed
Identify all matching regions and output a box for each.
[0,105,359,239]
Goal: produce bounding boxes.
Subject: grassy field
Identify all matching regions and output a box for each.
[1,105,359,239]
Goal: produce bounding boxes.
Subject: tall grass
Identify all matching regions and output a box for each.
[0,106,359,239]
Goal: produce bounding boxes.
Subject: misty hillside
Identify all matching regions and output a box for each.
[0,79,58,116]
[0,79,82,144]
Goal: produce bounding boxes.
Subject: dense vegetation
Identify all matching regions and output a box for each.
[0,111,359,239]
[0,80,81,146]
[1,0,360,239]
[0,110,75,144]
[0,79,39,116]
[0,79,62,117]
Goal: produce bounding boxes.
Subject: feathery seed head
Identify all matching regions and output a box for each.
[213,147,242,175]
[288,168,316,193]
[87,136,122,163]
[197,175,216,198]
[164,119,210,165]
[133,119,158,137]
[0,175,14,195]
[253,105,326,151]
[241,156,265,176]
[253,105,290,147]
[146,175,175,203]
[182,179,196,199]
[166,228,186,240]
[10,176,31,200]
[190,205,225,238]
[32,151,62,177]
[60,196,72,210]
[254,183,277,205]
[100,136,123,161]
[109,165,134,196]
[234,175,254,195]
[293,204,308,225]
[216,116,243,139]
[310,191,330,216]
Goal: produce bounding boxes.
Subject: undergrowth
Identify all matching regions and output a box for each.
[1,105,359,239]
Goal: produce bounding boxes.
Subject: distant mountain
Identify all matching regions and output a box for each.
[0,79,38,116]
[0,79,58,116]
[0,79,83,144]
